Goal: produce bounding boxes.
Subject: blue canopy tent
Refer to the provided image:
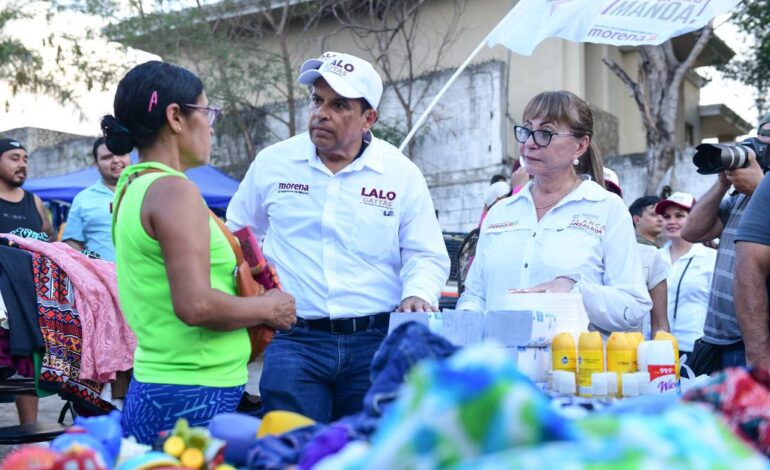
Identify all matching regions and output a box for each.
[24,165,240,226]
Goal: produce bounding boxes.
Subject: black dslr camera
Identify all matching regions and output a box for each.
[693,129,770,174]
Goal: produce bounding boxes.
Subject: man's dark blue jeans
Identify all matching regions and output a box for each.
[259,318,387,423]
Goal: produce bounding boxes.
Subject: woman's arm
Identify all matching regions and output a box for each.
[144,176,296,331]
[573,209,652,332]
[648,280,670,334]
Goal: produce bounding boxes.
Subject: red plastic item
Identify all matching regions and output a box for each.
[233,227,282,290]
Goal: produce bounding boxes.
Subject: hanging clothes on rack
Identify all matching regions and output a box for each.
[3,234,136,382]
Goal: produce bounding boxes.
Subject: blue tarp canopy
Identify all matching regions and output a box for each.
[24,165,240,210]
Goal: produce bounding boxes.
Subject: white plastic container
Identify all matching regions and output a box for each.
[635,371,651,395]
[645,340,677,394]
[636,341,650,372]
[591,372,609,398]
[552,370,577,395]
[605,372,618,397]
[621,373,639,397]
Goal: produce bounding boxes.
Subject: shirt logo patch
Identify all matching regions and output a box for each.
[360,187,396,209]
[278,182,310,195]
[486,221,518,232]
[567,213,605,238]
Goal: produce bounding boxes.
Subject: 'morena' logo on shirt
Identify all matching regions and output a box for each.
[278,182,310,195]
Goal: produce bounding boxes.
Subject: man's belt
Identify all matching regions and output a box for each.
[303,312,390,335]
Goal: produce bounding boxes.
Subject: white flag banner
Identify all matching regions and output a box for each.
[486,0,739,56]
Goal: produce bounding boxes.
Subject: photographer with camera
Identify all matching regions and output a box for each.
[682,113,770,374]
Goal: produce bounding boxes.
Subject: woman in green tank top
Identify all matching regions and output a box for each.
[101,61,296,444]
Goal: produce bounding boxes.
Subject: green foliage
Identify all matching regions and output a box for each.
[719,0,770,115]
[0,1,125,112]
[98,0,327,156]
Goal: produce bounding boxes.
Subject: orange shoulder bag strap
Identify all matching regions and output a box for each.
[111,168,166,220]
[209,211,246,266]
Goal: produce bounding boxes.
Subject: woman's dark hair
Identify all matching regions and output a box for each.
[522,90,604,187]
[101,61,204,155]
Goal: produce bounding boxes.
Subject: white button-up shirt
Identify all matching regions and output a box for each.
[226,132,450,320]
[659,242,717,352]
[457,180,651,333]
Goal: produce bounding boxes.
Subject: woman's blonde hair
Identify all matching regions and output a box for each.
[522,90,604,187]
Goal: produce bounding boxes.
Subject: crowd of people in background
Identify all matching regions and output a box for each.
[0,50,769,444]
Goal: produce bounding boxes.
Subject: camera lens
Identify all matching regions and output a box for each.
[693,144,749,174]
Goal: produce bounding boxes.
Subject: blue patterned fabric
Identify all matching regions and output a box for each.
[122,379,244,444]
[246,322,458,470]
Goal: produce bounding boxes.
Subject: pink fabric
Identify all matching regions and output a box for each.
[4,235,136,382]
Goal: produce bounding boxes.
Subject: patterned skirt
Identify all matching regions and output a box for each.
[121,378,244,444]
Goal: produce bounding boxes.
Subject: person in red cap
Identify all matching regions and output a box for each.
[656,192,716,355]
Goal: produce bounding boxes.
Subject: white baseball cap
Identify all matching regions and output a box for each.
[655,192,696,214]
[484,181,511,207]
[299,51,342,74]
[298,52,384,109]
[603,167,622,196]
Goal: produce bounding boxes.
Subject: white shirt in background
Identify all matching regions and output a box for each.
[659,242,717,352]
[639,242,670,338]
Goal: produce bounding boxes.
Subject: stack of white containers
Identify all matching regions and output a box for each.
[388,293,590,388]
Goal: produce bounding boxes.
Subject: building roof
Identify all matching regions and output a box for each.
[700,103,753,141]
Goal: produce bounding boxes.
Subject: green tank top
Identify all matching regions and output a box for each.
[112,161,248,387]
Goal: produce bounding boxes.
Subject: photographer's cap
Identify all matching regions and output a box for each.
[655,192,695,215]
[758,113,770,137]
[298,52,383,109]
[759,113,770,130]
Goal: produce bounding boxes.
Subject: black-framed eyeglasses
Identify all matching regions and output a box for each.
[514,125,577,147]
[184,104,221,127]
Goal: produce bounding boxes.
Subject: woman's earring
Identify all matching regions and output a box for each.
[573,158,580,165]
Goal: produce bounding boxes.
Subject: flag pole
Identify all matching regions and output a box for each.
[398,20,508,153]
[398,1,520,152]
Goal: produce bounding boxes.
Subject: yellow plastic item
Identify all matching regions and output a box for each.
[257,410,316,438]
[214,466,237,470]
[577,331,604,397]
[654,330,680,380]
[180,447,205,470]
[551,332,577,373]
[625,332,644,371]
[162,435,186,458]
[606,332,634,396]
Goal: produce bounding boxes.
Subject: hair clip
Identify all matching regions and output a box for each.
[148,90,159,112]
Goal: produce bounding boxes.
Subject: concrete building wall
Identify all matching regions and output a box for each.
[0,128,96,179]
[605,147,718,204]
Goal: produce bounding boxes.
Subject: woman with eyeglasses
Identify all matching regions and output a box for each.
[456,91,650,335]
[102,61,296,443]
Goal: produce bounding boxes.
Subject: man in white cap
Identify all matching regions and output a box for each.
[226,52,450,422]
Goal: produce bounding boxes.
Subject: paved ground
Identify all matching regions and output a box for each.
[0,362,263,461]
